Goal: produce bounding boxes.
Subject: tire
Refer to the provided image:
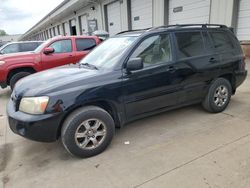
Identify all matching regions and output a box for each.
[61,106,115,158]
[202,78,232,113]
[10,72,31,90]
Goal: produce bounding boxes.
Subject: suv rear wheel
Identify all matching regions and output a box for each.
[9,72,31,90]
[61,106,115,158]
[202,78,232,113]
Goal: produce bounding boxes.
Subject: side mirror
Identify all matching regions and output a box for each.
[126,58,143,71]
[43,47,54,55]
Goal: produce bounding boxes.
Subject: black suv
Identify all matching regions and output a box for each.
[7,24,247,158]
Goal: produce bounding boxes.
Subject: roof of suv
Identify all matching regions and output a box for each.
[5,41,44,44]
[116,24,231,37]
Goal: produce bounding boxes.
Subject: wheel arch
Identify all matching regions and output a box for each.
[7,66,36,85]
[56,100,121,139]
[219,73,236,94]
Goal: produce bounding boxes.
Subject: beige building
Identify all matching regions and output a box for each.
[20,0,250,42]
[0,34,22,42]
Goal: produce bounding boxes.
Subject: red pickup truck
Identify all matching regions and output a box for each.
[0,36,101,89]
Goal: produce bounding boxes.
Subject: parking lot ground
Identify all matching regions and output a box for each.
[0,62,250,188]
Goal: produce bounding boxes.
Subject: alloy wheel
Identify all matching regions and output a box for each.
[75,119,107,150]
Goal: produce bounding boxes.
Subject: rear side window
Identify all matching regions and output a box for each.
[175,32,205,58]
[76,39,96,51]
[209,31,235,51]
[19,43,39,52]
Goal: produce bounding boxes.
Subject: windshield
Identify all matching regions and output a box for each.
[79,36,137,69]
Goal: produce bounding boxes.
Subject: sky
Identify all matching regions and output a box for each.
[0,0,64,34]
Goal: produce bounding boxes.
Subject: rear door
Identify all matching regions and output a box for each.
[74,38,97,62]
[123,33,182,120]
[41,39,75,69]
[173,30,220,103]
[208,30,239,70]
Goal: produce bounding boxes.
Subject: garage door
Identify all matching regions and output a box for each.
[64,22,70,36]
[236,0,250,41]
[107,1,122,36]
[80,15,88,35]
[131,0,153,30]
[169,0,210,25]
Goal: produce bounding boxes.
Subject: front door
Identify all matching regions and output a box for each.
[42,39,75,70]
[122,33,182,120]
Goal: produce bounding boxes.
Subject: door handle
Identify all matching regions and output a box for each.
[166,66,176,73]
[209,57,217,63]
[68,54,73,57]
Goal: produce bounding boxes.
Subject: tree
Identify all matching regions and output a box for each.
[0,30,7,36]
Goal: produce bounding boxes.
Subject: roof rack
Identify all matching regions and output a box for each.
[116,24,228,35]
[116,28,151,35]
[150,24,227,31]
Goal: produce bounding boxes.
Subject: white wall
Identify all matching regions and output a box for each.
[23,0,250,41]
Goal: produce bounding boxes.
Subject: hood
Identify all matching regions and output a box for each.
[14,67,107,96]
[0,51,37,61]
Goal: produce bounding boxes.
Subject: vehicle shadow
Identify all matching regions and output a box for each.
[13,104,205,163]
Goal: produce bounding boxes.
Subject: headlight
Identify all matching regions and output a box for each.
[19,96,49,115]
[0,61,5,65]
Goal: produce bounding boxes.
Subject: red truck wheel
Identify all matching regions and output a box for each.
[10,72,31,90]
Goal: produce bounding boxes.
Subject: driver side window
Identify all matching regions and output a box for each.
[49,39,72,53]
[130,34,172,67]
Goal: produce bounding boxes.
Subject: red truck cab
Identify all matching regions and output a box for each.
[0,36,101,89]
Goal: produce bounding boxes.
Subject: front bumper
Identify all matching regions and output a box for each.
[7,99,64,142]
[0,69,7,88]
[235,70,248,88]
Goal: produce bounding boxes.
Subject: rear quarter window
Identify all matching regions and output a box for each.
[175,31,205,59]
[76,38,96,51]
[209,31,235,51]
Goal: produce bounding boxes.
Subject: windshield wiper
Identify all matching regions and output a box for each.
[80,63,98,70]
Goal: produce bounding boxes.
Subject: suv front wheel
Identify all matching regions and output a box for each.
[202,78,232,113]
[61,106,115,158]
